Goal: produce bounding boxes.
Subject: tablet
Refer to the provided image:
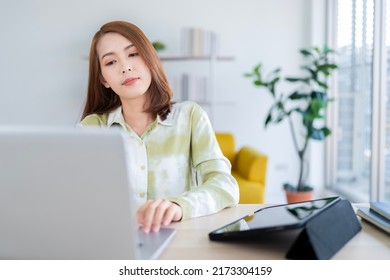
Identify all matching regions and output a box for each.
[209,196,341,240]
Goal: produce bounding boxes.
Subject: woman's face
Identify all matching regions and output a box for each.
[96,32,152,102]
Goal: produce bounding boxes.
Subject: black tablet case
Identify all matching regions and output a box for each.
[285,199,361,260]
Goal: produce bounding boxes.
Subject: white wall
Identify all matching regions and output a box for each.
[0,0,324,203]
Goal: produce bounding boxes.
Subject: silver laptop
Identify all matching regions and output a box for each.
[0,126,175,260]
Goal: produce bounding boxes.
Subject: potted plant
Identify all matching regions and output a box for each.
[244,46,337,203]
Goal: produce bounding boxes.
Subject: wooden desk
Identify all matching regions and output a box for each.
[159,204,390,259]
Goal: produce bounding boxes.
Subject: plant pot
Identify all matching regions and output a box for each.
[285,189,313,204]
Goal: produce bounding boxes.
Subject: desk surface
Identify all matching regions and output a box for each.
[159,204,390,259]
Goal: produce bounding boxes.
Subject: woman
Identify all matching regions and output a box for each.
[80,21,239,233]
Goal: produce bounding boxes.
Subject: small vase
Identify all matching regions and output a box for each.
[285,190,313,204]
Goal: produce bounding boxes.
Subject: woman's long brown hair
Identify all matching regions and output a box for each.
[81,21,173,120]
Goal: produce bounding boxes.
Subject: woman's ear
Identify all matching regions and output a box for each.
[102,81,110,88]
[100,76,110,88]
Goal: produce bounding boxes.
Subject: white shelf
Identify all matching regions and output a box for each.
[160,30,234,124]
[159,55,234,61]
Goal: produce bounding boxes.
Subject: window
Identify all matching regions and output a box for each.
[328,0,390,202]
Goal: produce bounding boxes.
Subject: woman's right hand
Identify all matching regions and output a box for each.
[137,199,182,233]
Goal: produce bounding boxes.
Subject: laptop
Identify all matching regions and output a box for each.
[0,126,175,260]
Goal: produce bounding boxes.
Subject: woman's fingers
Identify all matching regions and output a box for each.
[137,199,182,233]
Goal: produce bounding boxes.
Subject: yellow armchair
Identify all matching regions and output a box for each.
[216,133,268,204]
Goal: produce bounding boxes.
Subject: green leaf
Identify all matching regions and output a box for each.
[311,91,327,102]
[326,63,338,69]
[322,127,331,137]
[275,113,285,123]
[317,64,337,76]
[264,113,272,128]
[253,64,262,75]
[309,99,324,116]
[302,109,314,122]
[310,127,332,140]
[269,76,280,86]
[300,49,312,57]
[323,45,335,54]
[288,91,310,100]
[301,65,316,77]
[285,77,310,84]
[313,46,321,54]
[315,79,328,89]
[276,100,284,110]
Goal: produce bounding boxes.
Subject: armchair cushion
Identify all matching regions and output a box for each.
[235,147,267,185]
[215,133,235,165]
[215,132,268,204]
[232,171,266,204]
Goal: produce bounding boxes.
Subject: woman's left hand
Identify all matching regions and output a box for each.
[137,199,182,233]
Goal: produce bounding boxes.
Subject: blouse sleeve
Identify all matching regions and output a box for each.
[168,104,239,220]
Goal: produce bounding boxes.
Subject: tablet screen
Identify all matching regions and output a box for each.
[209,197,341,238]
